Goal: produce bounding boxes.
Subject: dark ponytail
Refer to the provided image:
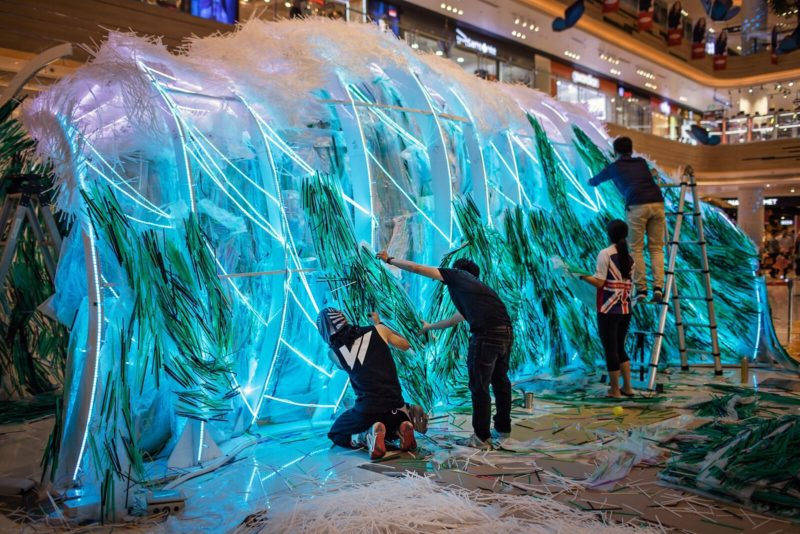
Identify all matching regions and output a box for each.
[607,219,633,280]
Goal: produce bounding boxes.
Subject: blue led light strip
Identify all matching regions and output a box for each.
[347,85,427,151]
[449,88,492,228]
[410,71,454,242]
[367,151,451,243]
[280,338,334,378]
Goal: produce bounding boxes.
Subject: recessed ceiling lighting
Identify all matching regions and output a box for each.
[411,43,419,49]
[457,57,465,63]
[458,9,463,14]
[766,183,771,188]
[515,17,520,24]
[645,82,657,90]
[435,50,443,56]
[679,96,688,102]
[791,188,796,193]
[440,2,446,7]
[564,50,581,60]
[790,82,795,87]
[610,68,621,76]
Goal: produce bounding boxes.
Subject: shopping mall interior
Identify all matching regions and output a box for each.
[1,0,800,532]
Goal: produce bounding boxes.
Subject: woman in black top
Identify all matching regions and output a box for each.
[317,308,428,459]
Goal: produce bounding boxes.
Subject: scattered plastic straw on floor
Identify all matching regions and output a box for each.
[254,473,663,534]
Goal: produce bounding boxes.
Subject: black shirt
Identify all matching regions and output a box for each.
[334,325,405,413]
[439,268,512,334]
[588,155,663,208]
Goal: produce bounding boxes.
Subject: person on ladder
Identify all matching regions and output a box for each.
[588,137,665,303]
[316,307,428,459]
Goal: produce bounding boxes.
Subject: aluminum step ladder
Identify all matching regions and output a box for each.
[0,173,62,315]
[646,165,721,390]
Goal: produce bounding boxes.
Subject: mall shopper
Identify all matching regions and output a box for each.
[588,136,665,302]
[316,308,428,459]
[578,219,635,398]
[376,251,513,450]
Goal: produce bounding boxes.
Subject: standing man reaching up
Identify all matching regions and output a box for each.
[588,136,666,303]
[376,252,514,449]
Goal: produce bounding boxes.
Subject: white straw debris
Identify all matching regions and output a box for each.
[258,473,663,533]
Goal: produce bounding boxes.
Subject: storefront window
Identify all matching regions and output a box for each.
[555,78,608,121]
[455,47,497,80]
[777,112,800,139]
[500,63,533,87]
[652,111,669,138]
[751,114,775,142]
[726,116,748,144]
[406,32,446,56]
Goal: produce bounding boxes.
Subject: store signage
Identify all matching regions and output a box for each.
[571,71,600,89]
[726,198,777,207]
[455,29,497,56]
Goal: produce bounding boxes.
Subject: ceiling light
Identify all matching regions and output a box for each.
[790,82,795,87]
[564,51,580,60]
[791,188,796,193]
[457,57,465,63]
[284,1,290,6]
[521,34,526,39]
[522,22,528,28]
[636,69,655,80]
[411,43,419,49]
[515,17,520,24]
[645,82,657,90]
[534,26,539,32]
[440,2,446,7]
[679,96,688,102]
[749,88,753,93]
[458,9,463,14]
[435,50,443,56]
[766,183,771,188]
[610,68,621,76]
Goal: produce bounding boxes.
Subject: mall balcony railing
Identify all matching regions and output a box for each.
[702,112,800,144]
[555,0,800,80]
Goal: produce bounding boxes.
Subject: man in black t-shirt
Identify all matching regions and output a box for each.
[377,251,513,449]
[317,308,428,460]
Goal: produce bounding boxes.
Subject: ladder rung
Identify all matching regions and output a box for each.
[678,322,717,329]
[674,295,712,301]
[665,211,700,217]
[669,240,706,245]
[683,348,720,354]
[669,268,709,274]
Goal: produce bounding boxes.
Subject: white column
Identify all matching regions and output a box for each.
[737,187,764,246]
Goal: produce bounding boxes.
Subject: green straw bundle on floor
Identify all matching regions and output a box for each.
[661,415,800,518]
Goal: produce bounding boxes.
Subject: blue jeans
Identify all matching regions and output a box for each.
[467,327,514,442]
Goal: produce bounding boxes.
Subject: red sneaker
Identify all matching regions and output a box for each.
[366,422,386,460]
[398,420,417,451]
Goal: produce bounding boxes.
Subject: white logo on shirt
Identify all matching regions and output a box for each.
[339,331,372,369]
